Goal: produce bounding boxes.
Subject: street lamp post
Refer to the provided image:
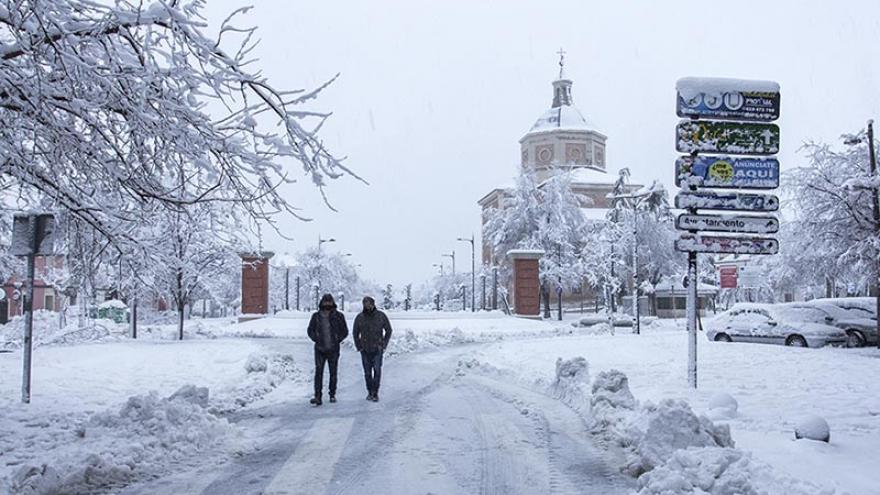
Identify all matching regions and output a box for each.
[442,252,456,275]
[481,274,486,311]
[844,121,880,349]
[492,266,498,310]
[317,235,336,294]
[608,189,654,335]
[457,235,475,312]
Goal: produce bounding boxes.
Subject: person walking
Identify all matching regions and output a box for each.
[307,294,348,406]
[353,296,393,402]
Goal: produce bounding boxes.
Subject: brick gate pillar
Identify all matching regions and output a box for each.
[240,252,274,321]
[507,250,544,318]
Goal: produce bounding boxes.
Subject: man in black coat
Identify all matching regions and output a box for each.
[307,294,348,406]
[353,296,393,402]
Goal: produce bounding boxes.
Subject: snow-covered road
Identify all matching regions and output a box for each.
[122,341,631,495]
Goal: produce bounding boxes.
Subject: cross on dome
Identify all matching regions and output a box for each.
[557,47,566,79]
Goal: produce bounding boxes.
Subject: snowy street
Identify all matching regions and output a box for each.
[3,313,878,494]
[122,339,630,495]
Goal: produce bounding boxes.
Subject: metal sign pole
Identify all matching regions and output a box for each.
[686,251,698,389]
[21,216,37,404]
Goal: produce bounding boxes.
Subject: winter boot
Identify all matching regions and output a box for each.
[310,396,323,406]
[366,393,373,401]
[371,393,379,402]
[329,395,337,403]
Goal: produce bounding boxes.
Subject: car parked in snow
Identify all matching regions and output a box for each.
[706,303,847,348]
[807,298,877,347]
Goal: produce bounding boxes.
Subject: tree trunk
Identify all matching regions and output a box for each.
[178,302,185,341]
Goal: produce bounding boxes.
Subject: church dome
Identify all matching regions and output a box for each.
[527,103,593,135]
[519,56,608,179]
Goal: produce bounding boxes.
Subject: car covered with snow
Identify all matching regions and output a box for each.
[807,298,877,347]
[706,303,847,348]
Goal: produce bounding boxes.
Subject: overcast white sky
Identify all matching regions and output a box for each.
[206,0,880,287]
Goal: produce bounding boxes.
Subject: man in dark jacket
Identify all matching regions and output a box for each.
[352,296,392,402]
[307,294,349,406]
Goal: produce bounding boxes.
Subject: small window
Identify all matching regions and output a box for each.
[44,293,55,311]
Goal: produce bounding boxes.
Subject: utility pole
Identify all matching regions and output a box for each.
[295,276,300,311]
[867,120,880,350]
[457,235,475,312]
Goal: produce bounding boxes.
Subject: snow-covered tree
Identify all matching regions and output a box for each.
[276,248,368,311]
[484,168,590,294]
[0,1,356,271]
[785,133,880,293]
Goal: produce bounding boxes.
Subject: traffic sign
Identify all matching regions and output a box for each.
[676,77,780,122]
[675,191,779,211]
[11,214,56,256]
[676,214,779,234]
[675,234,779,255]
[675,155,779,189]
[719,267,738,288]
[738,266,763,288]
[676,121,779,155]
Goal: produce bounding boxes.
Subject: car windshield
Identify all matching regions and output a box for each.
[773,306,830,324]
[840,306,876,319]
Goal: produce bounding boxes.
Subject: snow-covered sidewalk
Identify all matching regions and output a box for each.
[0,339,301,494]
[469,321,880,494]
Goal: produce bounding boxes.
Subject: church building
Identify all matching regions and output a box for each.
[478,56,641,268]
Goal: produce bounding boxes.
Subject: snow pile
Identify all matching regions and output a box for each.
[4,385,238,495]
[211,352,300,413]
[550,357,590,413]
[624,399,734,476]
[383,327,475,356]
[98,299,128,309]
[0,311,128,349]
[636,447,834,495]
[795,415,830,443]
[590,369,637,425]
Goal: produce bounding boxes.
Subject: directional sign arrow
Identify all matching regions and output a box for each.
[675,234,779,255]
[674,191,780,212]
[676,214,779,234]
[676,121,780,155]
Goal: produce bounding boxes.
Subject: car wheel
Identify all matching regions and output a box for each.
[846,330,866,348]
[785,334,808,348]
[714,333,733,343]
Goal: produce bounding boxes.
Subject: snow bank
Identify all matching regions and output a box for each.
[0,347,300,494]
[636,447,833,495]
[4,385,238,495]
[0,310,128,349]
[211,352,300,413]
[550,357,590,413]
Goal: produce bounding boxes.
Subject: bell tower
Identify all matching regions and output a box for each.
[519,50,608,182]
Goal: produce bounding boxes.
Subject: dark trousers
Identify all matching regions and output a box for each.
[360,350,384,394]
[314,348,339,397]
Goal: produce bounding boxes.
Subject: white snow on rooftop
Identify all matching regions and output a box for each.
[569,167,613,185]
[527,105,594,134]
